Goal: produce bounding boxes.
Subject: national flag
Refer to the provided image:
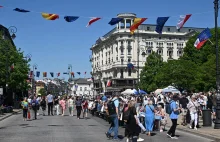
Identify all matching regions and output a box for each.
[41,13,59,20]
[50,72,54,77]
[176,14,192,30]
[86,17,101,27]
[130,18,147,34]
[77,72,81,75]
[155,17,169,34]
[36,71,40,77]
[194,28,212,50]
[64,16,79,22]
[108,18,123,25]
[43,72,47,77]
[127,63,134,69]
[57,72,60,77]
[106,80,112,87]
[14,8,30,13]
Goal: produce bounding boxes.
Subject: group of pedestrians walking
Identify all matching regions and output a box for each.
[21,92,89,120]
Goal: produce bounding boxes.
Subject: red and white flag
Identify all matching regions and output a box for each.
[57,72,60,77]
[176,14,192,30]
[106,80,112,87]
[86,17,101,27]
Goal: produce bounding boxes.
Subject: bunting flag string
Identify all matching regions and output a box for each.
[0,4,214,32]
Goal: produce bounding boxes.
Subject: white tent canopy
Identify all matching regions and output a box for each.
[121,89,137,95]
[162,86,180,94]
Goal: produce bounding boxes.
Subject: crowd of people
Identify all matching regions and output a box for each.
[20,91,217,142]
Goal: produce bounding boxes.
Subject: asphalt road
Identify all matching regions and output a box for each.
[0,110,215,142]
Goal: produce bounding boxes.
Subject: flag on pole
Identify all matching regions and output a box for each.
[194,28,212,50]
[108,18,123,25]
[86,17,101,27]
[130,18,147,34]
[50,72,54,77]
[36,71,40,77]
[106,80,112,87]
[176,14,192,30]
[155,17,169,34]
[127,63,134,69]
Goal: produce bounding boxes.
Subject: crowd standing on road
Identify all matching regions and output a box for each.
[20,91,217,142]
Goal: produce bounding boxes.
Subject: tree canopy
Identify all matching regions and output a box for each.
[139,28,220,93]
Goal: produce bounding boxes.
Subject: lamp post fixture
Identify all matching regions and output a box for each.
[68,64,73,80]
[214,0,220,129]
[32,64,38,96]
[8,26,17,40]
[24,54,32,62]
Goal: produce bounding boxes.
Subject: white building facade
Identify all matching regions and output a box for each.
[70,78,93,97]
[90,13,204,95]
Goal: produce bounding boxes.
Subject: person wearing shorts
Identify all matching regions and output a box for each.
[82,99,88,119]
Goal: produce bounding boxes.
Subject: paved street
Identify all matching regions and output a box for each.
[0,111,216,142]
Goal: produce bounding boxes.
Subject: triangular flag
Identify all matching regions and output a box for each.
[57,72,60,77]
[64,16,79,22]
[63,72,68,74]
[108,18,123,25]
[176,14,192,30]
[43,72,47,77]
[50,72,54,77]
[84,72,87,75]
[71,72,75,77]
[86,17,101,27]
[14,8,30,13]
[130,18,147,34]
[41,13,59,20]
[77,72,81,75]
[194,28,212,50]
[155,17,169,34]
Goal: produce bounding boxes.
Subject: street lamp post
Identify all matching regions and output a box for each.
[23,54,32,62]
[32,64,38,96]
[214,0,220,129]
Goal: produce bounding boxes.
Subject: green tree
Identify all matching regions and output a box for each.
[139,52,164,92]
[39,88,47,96]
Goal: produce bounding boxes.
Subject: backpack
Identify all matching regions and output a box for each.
[107,99,117,115]
[166,101,173,115]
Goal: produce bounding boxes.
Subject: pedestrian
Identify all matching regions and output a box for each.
[40,96,46,116]
[59,97,66,116]
[82,98,88,119]
[31,96,39,120]
[54,96,60,115]
[68,96,74,116]
[105,94,121,141]
[75,97,82,119]
[21,97,28,121]
[145,100,155,136]
[46,92,54,116]
[167,94,181,139]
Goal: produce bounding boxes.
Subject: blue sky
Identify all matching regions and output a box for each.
[0,0,218,80]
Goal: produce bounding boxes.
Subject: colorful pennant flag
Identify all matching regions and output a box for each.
[64,16,79,22]
[57,72,60,77]
[41,13,59,20]
[14,8,30,13]
[130,18,147,34]
[108,18,123,25]
[155,17,169,34]
[43,72,47,77]
[84,72,87,74]
[50,72,54,77]
[36,71,40,77]
[71,72,74,77]
[194,28,212,50]
[77,72,81,75]
[86,17,101,27]
[63,72,68,74]
[176,14,192,30]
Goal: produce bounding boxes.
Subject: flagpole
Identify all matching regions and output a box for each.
[137,28,140,93]
[214,0,220,129]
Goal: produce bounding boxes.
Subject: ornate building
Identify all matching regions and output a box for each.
[90,13,204,95]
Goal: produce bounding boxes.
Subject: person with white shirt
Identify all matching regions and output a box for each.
[46,92,54,116]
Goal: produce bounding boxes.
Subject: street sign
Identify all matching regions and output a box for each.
[0,88,3,95]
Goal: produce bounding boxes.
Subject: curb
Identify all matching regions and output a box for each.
[166,125,220,142]
[0,110,22,121]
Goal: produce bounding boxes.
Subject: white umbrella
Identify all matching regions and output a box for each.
[121,89,136,95]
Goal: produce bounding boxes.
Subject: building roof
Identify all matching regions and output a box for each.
[72,78,92,85]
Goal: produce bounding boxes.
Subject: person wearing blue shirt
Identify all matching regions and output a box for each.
[167,94,181,139]
[31,96,39,120]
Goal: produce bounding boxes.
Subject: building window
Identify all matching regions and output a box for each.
[167,49,173,57]
[102,60,103,65]
[177,50,183,56]
[80,87,82,91]
[84,87,87,91]
[128,58,131,62]
[147,49,152,55]
[167,28,170,31]
[128,69,131,76]
[147,27,150,30]
[120,69,123,78]
[169,37,172,40]
[189,29,191,32]
[157,49,163,55]
[116,56,118,61]
[127,41,132,55]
